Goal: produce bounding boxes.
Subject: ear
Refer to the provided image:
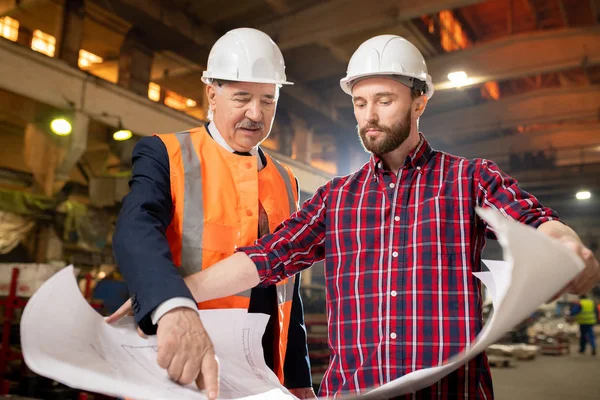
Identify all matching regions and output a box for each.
[413,95,428,118]
[206,84,217,112]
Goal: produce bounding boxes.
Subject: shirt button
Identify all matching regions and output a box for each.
[394,216,400,222]
[392,251,398,258]
[416,166,422,171]
[246,209,253,216]
[390,332,397,339]
[391,290,397,297]
[245,162,252,169]
[389,183,395,188]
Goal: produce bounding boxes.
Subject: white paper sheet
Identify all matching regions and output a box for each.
[348,207,584,399]
[20,267,294,400]
[21,208,584,400]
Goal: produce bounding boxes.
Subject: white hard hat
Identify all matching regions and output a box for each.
[202,28,293,86]
[340,35,434,99]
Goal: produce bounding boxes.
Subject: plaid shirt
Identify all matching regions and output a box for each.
[239,135,558,399]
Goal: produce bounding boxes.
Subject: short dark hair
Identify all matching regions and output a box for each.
[410,79,427,100]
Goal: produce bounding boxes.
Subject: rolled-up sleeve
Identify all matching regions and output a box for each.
[238,182,329,285]
[475,159,560,237]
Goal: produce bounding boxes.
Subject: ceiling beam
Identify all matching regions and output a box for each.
[558,0,569,27]
[592,0,600,24]
[431,26,600,91]
[258,0,486,51]
[526,0,541,28]
[99,0,218,47]
[264,0,292,14]
[509,162,600,190]
[422,86,600,143]
[91,0,343,130]
[445,123,600,160]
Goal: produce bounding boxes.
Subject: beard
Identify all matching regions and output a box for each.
[357,110,412,156]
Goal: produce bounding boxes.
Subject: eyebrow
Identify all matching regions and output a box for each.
[375,92,396,97]
[353,92,397,102]
[231,91,275,99]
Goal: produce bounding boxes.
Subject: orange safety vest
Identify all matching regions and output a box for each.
[157,125,299,383]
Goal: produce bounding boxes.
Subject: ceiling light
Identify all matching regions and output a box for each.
[576,191,591,200]
[50,118,72,136]
[447,71,469,87]
[113,129,132,141]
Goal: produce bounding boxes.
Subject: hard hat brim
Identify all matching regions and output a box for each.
[340,71,434,99]
[202,73,293,86]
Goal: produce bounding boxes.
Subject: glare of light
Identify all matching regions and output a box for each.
[576,191,591,200]
[50,118,72,136]
[148,82,161,102]
[447,71,469,87]
[97,271,106,279]
[113,129,132,141]
[186,99,197,108]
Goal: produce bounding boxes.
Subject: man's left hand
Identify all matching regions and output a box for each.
[289,387,317,399]
[559,237,600,294]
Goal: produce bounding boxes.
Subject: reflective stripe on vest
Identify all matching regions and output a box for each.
[174,132,205,277]
[272,158,297,219]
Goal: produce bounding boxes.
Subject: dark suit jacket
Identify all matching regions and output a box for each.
[113,134,312,389]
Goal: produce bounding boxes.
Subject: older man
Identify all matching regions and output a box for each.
[109,28,315,399]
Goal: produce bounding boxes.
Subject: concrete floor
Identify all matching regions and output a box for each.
[492,345,600,400]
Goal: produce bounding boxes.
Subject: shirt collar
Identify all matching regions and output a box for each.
[207,122,264,170]
[368,133,433,177]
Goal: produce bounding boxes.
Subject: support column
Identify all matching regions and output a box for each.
[275,109,294,157]
[291,114,313,164]
[54,111,90,186]
[16,25,33,48]
[118,29,154,97]
[57,0,85,68]
[23,122,66,196]
[335,141,351,176]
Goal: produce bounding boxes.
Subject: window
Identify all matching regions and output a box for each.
[164,90,196,110]
[78,49,103,68]
[438,10,470,52]
[0,17,19,42]
[31,29,56,57]
[148,82,161,102]
[148,82,197,110]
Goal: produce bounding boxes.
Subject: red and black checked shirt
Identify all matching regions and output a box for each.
[239,135,559,399]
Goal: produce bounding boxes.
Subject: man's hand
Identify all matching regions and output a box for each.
[156,307,219,399]
[559,238,600,295]
[106,302,219,399]
[538,221,600,300]
[105,298,133,323]
[289,387,317,399]
[105,299,148,338]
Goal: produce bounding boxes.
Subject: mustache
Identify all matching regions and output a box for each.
[236,119,265,130]
[359,122,391,136]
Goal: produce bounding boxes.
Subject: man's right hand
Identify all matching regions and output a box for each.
[106,303,219,399]
[156,307,219,399]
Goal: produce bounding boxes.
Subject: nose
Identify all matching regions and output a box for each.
[245,99,263,121]
[365,103,378,123]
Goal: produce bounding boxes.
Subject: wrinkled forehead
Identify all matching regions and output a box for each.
[217,80,279,98]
